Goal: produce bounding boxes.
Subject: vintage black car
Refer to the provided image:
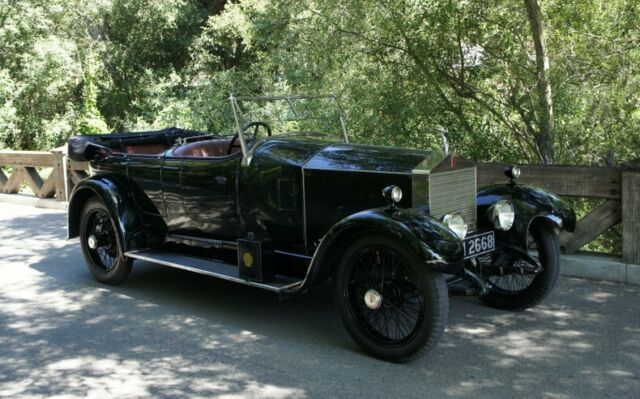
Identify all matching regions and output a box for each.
[67,95,575,362]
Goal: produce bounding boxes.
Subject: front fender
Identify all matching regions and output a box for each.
[67,174,164,252]
[299,208,464,290]
[477,183,576,249]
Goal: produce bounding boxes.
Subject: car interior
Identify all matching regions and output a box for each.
[103,133,241,159]
[169,138,240,157]
[69,124,276,161]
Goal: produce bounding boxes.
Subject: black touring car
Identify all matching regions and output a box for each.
[67,95,575,362]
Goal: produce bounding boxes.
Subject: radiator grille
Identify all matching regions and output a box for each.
[429,167,477,230]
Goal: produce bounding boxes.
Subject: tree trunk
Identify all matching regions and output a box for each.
[524,0,555,164]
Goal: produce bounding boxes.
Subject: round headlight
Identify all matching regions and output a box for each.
[442,213,468,239]
[492,200,515,230]
[390,186,403,203]
[504,165,521,182]
[382,185,403,204]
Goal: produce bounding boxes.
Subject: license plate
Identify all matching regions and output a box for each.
[464,231,495,259]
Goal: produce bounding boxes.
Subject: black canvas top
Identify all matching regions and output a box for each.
[67,127,207,161]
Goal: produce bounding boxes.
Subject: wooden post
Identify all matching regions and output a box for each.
[51,149,67,202]
[65,155,75,200]
[622,171,640,265]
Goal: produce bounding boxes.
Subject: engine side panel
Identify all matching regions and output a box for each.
[303,168,413,246]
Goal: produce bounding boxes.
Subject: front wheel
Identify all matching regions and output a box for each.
[333,235,449,363]
[79,197,132,285]
[481,222,560,310]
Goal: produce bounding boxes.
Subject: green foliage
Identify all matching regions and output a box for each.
[1,0,636,253]
[1,0,637,161]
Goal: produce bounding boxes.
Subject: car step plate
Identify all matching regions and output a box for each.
[125,249,302,292]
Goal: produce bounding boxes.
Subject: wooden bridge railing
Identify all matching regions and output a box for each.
[477,162,640,265]
[0,147,88,203]
[1,148,638,264]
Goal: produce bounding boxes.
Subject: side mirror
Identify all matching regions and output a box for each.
[83,142,112,162]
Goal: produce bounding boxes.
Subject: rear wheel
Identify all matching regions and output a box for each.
[333,235,448,362]
[79,197,132,285]
[481,223,559,310]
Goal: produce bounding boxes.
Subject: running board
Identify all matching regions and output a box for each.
[125,249,303,293]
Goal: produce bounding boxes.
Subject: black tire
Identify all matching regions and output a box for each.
[333,234,449,363]
[79,197,132,285]
[481,222,559,310]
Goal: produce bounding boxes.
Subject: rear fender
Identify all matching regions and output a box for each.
[477,184,576,249]
[67,175,165,252]
[300,208,465,289]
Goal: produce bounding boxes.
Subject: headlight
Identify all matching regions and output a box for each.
[504,165,521,182]
[442,213,468,239]
[382,185,403,203]
[492,200,515,230]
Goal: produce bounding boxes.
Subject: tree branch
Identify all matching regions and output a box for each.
[524,0,555,163]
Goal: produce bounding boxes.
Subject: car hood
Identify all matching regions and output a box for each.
[303,143,444,174]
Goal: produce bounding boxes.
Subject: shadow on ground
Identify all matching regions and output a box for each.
[0,205,639,398]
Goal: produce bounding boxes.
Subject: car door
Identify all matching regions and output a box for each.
[161,156,183,230]
[126,154,166,217]
[178,154,244,239]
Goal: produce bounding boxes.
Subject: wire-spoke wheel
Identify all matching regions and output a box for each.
[80,197,132,285]
[334,234,448,363]
[481,222,559,310]
[487,231,538,293]
[85,209,118,271]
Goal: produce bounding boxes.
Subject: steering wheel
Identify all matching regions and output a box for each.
[227,121,272,155]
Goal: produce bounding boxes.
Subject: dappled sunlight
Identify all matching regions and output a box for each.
[434,278,640,397]
[533,307,574,319]
[1,204,639,398]
[541,393,570,399]
[217,383,306,399]
[451,325,494,335]
[0,268,305,397]
[609,369,634,377]
[553,330,584,338]
[445,302,606,363]
[0,207,67,244]
[445,379,504,396]
[584,291,617,304]
[2,353,307,398]
[1,206,305,397]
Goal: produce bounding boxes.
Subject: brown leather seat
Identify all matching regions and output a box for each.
[172,139,239,157]
[123,144,168,154]
[110,143,169,155]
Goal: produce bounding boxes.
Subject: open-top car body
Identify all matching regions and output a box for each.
[67,94,576,362]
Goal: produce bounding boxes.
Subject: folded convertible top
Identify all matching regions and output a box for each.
[67,127,207,161]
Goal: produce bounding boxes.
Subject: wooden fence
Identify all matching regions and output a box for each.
[0,147,88,203]
[1,148,638,264]
[478,163,640,265]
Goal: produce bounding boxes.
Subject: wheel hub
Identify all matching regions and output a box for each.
[364,289,383,310]
[87,235,98,250]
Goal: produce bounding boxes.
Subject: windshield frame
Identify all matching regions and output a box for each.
[229,94,349,165]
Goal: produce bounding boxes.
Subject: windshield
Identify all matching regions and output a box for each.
[229,95,349,146]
